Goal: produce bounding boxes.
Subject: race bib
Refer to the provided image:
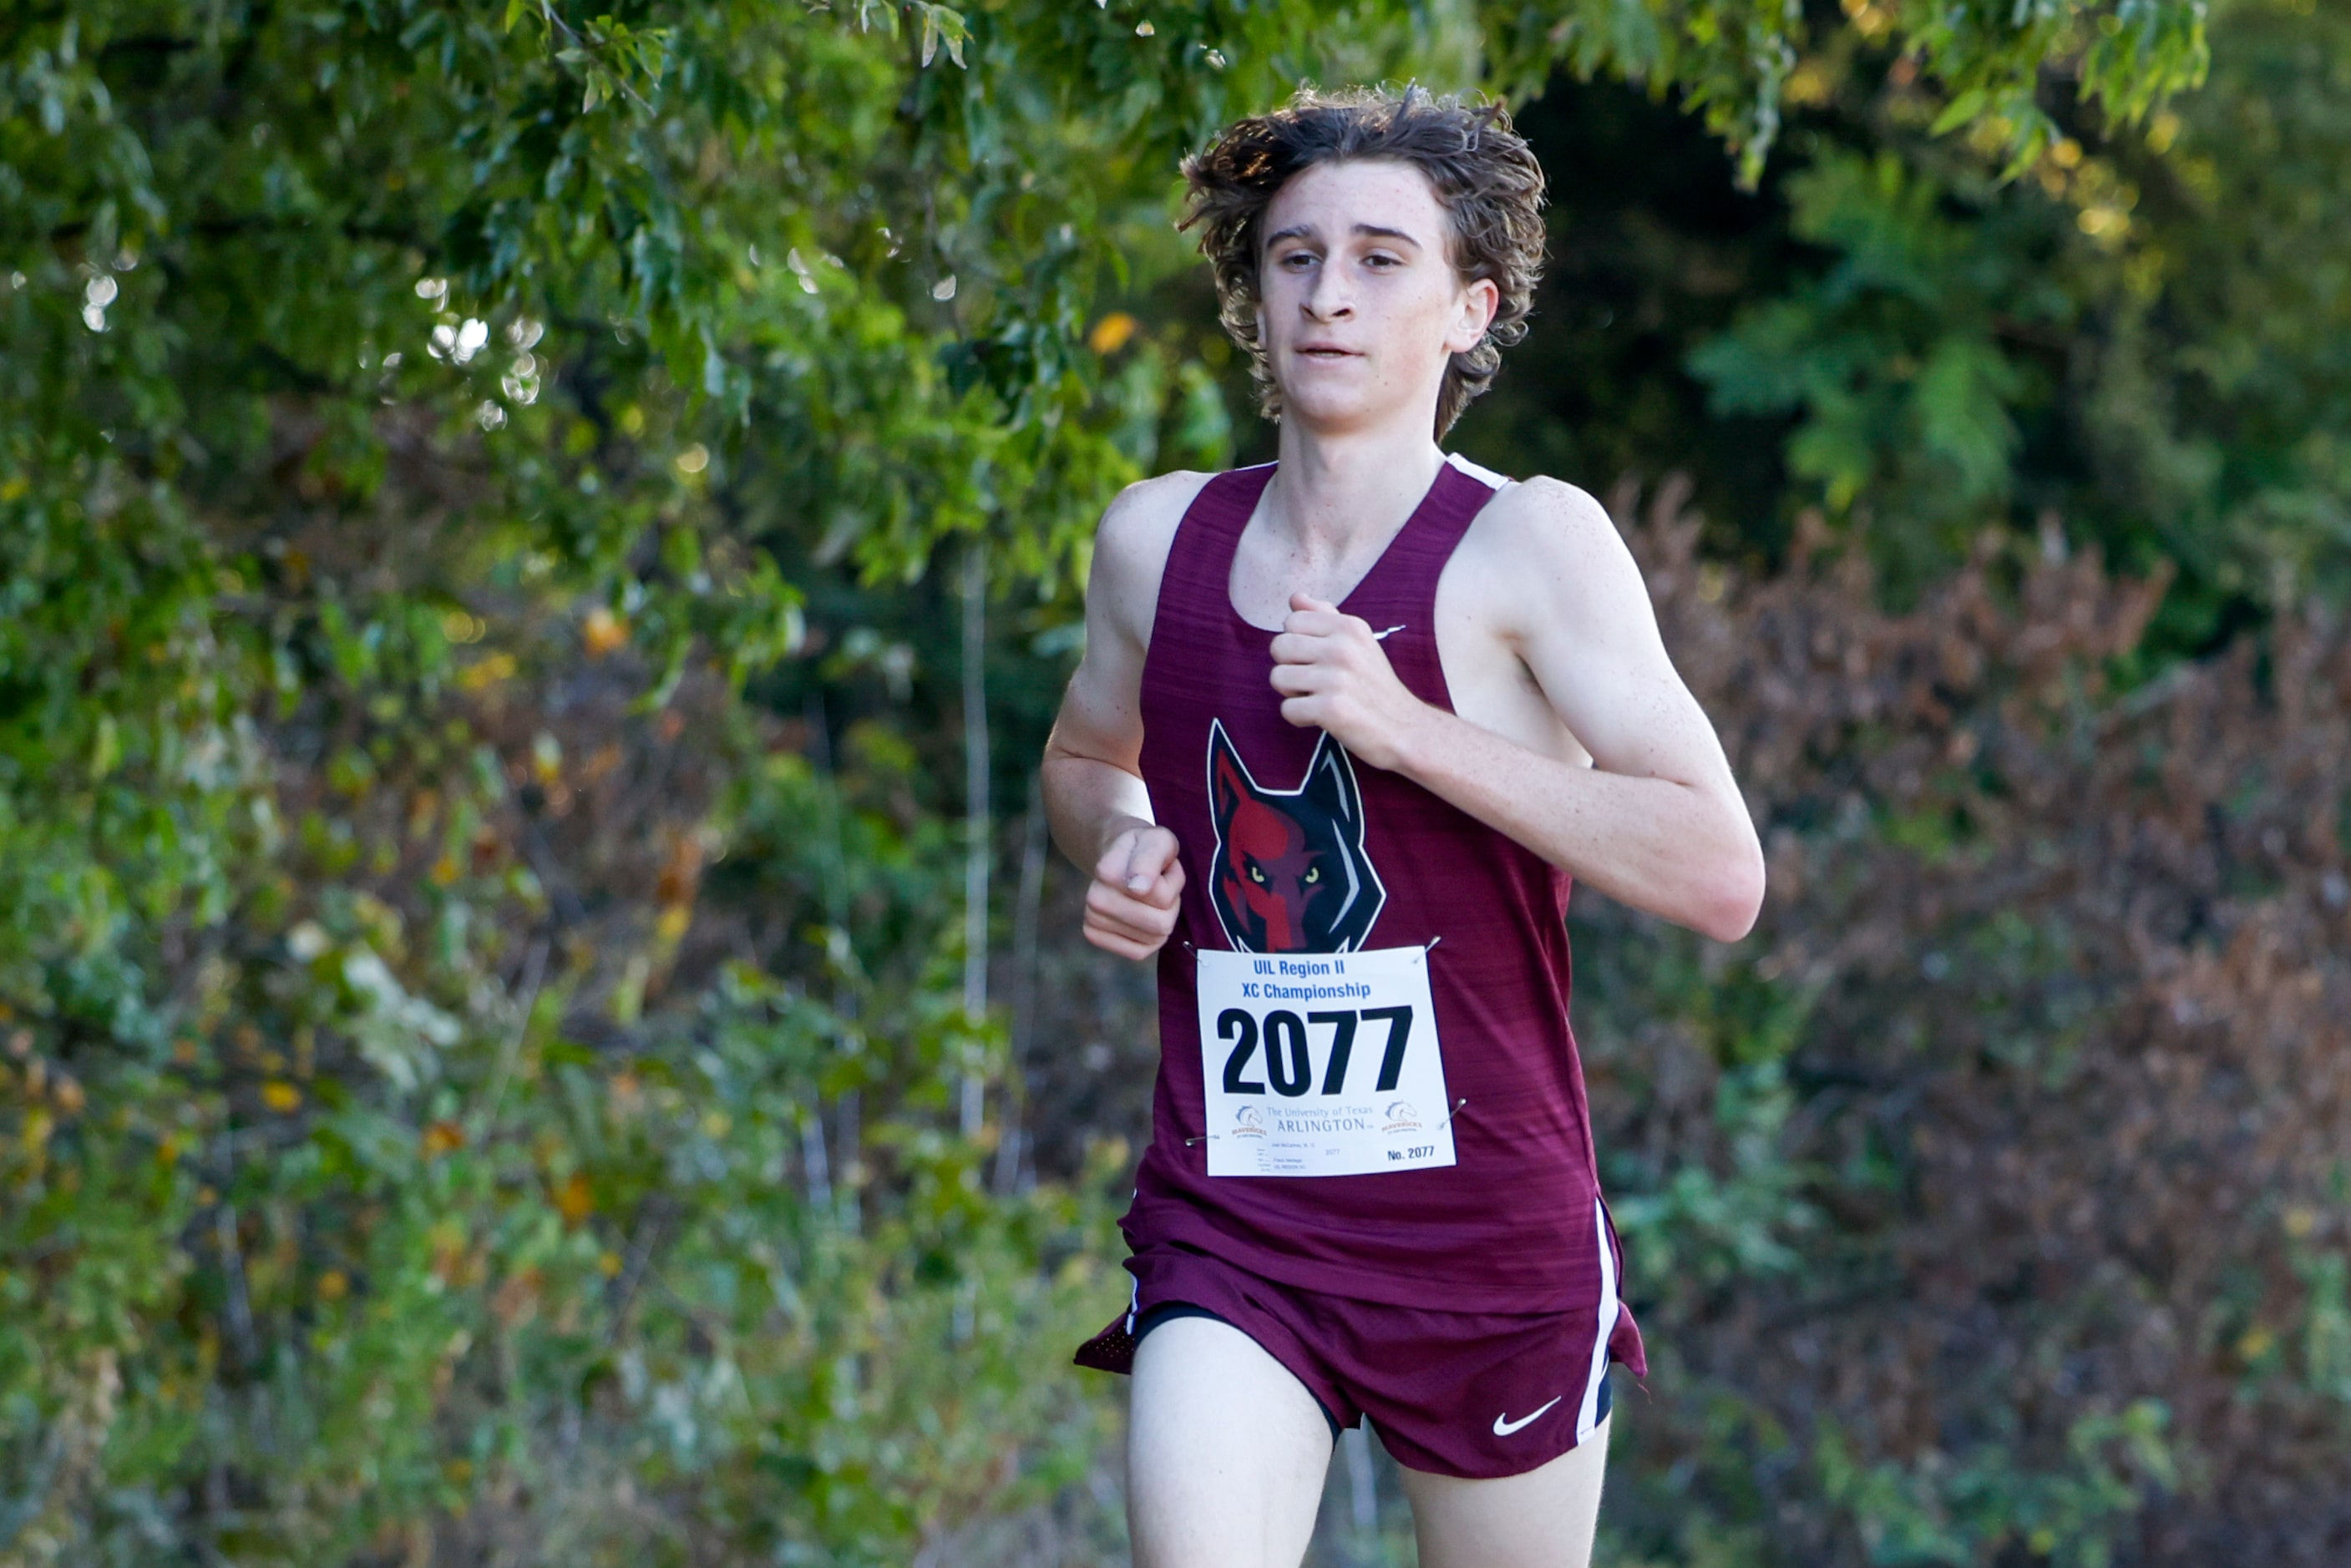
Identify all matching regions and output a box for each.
[1196,945,1454,1177]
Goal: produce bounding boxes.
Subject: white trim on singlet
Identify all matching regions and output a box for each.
[1575,1196,1619,1444]
[1444,450,1511,490]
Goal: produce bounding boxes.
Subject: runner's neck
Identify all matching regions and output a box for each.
[1263,423,1449,559]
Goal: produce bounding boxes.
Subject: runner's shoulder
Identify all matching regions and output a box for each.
[1096,468,1219,559]
[1088,468,1222,609]
[1459,471,1635,601]
[1469,470,1619,553]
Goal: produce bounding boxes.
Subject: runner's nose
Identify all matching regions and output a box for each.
[1301,270,1353,321]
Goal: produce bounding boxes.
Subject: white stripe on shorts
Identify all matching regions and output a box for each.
[1575,1196,1619,1444]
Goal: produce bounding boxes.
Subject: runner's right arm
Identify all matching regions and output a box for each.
[1041,475,1203,960]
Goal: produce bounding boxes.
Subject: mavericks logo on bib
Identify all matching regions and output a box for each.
[1195,721,1453,1178]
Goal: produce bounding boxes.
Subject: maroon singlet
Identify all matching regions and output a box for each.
[1122,457,1643,1372]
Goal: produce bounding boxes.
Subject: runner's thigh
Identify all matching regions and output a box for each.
[1398,1412,1610,1568]
[1127,1315,1333,1568]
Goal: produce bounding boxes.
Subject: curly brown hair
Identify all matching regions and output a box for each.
[1179,85,1547,439]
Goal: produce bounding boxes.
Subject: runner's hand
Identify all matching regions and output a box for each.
[1085,822,1185,959]
[1269,593,1435,770]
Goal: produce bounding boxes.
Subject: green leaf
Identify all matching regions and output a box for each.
[1929,87,1989,137]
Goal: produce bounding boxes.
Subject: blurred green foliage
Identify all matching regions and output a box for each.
[0,0,2289,1560]
[1467,0,2351,637]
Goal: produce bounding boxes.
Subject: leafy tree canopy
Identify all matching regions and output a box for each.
[0,0,2215,1557]
[1465,0,2348,640]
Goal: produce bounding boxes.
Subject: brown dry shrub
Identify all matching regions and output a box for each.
[1585,479,2351,1564]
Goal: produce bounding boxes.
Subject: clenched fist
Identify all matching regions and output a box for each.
[1084,822,1185,960]
[1267,593,1436,771]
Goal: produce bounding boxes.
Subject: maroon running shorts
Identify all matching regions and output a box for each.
[1073,1240,1634,1480]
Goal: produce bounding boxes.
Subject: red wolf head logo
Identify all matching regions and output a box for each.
[1205,719,1385,953]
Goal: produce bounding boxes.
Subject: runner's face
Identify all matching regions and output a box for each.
[1256,159,1497,435]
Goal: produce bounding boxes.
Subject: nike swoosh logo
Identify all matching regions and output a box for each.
[1373,624,1406,640]
[1492,1396,1563,1437]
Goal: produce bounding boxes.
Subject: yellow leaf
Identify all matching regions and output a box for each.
[1087,311,1138,354]
[583,605,630,657]
[317,1269,349,1302]
[457,651,517,691]
[261,1080,302,1113]
[555,1171,595,1227]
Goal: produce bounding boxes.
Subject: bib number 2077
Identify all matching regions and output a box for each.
[1216,1005,1413,1098]
[1195,947,1454,1179]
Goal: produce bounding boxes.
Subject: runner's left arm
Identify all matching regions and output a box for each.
[1265,479,1764,942]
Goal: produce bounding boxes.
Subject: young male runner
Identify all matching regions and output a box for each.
[1041,87,1765,1568]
